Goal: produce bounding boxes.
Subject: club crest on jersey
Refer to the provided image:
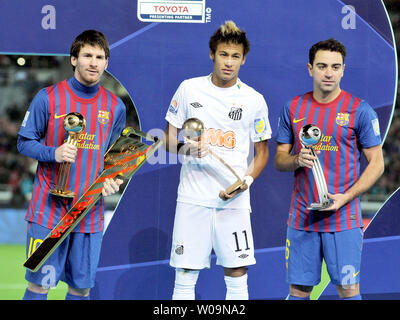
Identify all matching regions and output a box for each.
[228,106,243,121]
[335,113,350,126]
[168,99,179,114]
[175,245,184,255]
[98,110,110,125]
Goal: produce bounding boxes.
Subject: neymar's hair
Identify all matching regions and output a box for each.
[209,21,250,56]
[309,38,346,65]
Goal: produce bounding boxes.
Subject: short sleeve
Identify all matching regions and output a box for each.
[276,101,294,145]
[355,101,382,148]
[165,81,188,129]
[251,95,272,142]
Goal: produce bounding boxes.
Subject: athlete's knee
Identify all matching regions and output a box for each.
[223,266,247,277]
[290,284,313,297]
[27,282,50,294]
[68,286,90,297]
[175,268,200,283]
[336,283,359,298]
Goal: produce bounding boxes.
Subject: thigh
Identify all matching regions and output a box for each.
[322,228,363,286]
[64,231,103,289]
[285,227,323,286]
[25,222,67,288]
[170,202,213,270]
[213,208,256,268]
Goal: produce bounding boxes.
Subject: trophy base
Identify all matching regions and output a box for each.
[307,202,332,211]
[49,189,76,198]
[226,180,243,195]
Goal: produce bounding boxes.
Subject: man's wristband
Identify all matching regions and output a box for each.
[243,175,254,188]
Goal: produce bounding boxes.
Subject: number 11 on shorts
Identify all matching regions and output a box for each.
[232,230,250,252]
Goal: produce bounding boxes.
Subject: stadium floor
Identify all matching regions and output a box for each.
[0,245,67,300]
[0,218,372,300]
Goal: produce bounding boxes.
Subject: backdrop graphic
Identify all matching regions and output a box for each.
[0,0,397,299]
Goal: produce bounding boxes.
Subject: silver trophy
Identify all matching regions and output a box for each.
[299,124,331,210]
[181,118,243,195]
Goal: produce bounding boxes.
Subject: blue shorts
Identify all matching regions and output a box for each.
[25,222,103,289]
[285,226,363,286]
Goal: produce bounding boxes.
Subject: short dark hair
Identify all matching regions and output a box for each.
[70,30,110,68]
[309,38,346,65]
[209,21,250,57]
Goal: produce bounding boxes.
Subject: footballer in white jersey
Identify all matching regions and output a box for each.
[165,74,271,210]
[163,20,271,300]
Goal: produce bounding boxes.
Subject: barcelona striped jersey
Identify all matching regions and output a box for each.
[18,77,126,233]
[276,90,381,232]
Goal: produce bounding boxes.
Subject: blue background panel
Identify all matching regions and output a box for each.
[0,0,397,300]
[320,189,400,300]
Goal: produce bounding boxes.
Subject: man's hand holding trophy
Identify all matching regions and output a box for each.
[180,118,253,200]
[298,124,332,210]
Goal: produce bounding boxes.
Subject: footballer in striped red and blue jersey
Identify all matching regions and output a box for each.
[277,90,381,232]
[18,76,126,233]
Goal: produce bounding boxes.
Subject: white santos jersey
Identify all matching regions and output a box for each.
[165,74,272,210]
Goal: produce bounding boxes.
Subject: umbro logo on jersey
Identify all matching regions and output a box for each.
[228,107,242,120]
[190,102,203,108]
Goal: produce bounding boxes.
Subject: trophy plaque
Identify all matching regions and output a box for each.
[24,127,163,272]
[181,118,243,195]
[49,112,86,198]
[299,124,331,210]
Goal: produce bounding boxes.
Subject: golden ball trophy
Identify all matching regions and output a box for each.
[49,112,86,198]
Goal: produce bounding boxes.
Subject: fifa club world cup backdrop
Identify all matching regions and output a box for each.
[0,0,397,299]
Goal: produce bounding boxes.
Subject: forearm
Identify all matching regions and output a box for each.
[163,123,182,154]
[219,141,269,200]
[164,136,183,154]
[246,140,269,180]
[274,150,299,172]
[344,160,384,202]
[17,135,56,162]
[344,145,384,202]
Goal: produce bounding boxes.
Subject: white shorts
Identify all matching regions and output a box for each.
[170,202,256,269]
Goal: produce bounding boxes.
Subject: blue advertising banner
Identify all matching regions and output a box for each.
[0,0,397,300]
